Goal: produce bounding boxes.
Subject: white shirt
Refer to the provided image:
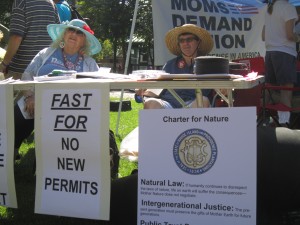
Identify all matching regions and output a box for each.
[264,0,298,56]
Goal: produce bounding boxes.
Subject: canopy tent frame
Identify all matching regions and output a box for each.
[115,0,139,136]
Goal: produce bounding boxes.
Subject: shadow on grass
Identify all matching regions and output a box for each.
[1,148,110,225]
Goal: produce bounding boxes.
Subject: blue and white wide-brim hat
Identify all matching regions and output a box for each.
[47,19,101,55]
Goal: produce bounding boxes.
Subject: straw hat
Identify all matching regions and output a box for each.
[165,24,214,56]
[47,19,101,55]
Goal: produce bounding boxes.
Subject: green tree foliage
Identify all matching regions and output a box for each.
[134,0,154,66]
[0,0,13,28]
[78,0,135,72]
[78,0,154,72]
[0,0,13,47]
[94,39,113,62]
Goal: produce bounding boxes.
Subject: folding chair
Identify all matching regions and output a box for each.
[213,57,265,124]
[212,61,250,107]
[260,83,300,128]
[233,83,264,115]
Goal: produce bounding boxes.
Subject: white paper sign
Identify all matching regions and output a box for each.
[0,83,17,208]
[34,82,110,220]
[138,107,256,225]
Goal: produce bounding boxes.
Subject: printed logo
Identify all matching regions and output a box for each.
[177,59,186,69]
[173,128,217,175]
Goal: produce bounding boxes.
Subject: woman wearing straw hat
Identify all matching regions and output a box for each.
[14,19,101,158]
[136,24,213,109]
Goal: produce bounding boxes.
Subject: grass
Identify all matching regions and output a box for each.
[0,96,142,225]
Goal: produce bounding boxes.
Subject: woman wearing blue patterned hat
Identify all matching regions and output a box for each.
[14,19,101,158]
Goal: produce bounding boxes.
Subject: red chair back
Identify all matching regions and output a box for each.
[231,57,265,114]
[232,57,265,75]
[297,61,300,72]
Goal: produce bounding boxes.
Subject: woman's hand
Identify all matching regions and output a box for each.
[23,91,35,118]
[0,61,9,75]
[24,95,35,118]
[135,89,146,96]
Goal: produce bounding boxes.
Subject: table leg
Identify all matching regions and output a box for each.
[227,89,233,107]
[167,89,189,108]
[214,89,233,107]
[195,89,203,108]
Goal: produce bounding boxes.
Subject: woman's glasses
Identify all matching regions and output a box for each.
[178,37,198,44]
[67,28,85,36]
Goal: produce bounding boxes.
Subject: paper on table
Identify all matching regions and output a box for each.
[154,74,244,80]
[17,96,33,119]
[34,75,75,82]
[129,70,169,79]
[0,77,16,84]
[76,72,131,79]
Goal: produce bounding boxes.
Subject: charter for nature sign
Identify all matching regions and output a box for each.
[152,0,266,65]
[34,81,110,220]
[0,83,17,208]
[138,107,256,225]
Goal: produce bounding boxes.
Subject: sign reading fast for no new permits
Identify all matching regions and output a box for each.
[34,82,110,220]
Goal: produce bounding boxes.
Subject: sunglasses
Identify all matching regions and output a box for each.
[178,37,198,44]
[67,28,85,36]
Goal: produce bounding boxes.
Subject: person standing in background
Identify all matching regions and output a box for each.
[54,0,72,22]
[261,0,299,126]
[0,0,60,79]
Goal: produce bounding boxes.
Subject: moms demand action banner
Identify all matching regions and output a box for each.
[152,0,266,65]
[0,82,17,208]
[34,81,111,220]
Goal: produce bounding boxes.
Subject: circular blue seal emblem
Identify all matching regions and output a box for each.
[173,128,217,175]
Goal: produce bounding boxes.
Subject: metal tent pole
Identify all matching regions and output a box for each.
[115,0,139,136]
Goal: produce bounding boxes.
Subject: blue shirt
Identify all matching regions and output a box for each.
[161,56,211,108]
[38,48,83,76]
